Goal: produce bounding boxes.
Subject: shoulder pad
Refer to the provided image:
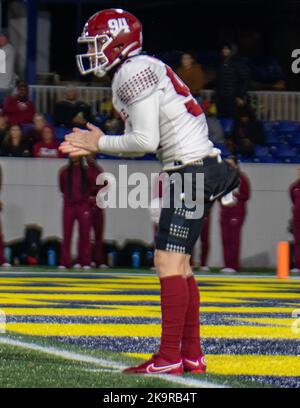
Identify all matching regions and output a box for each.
[113,56,163,105]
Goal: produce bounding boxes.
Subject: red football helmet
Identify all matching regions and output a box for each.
[76,9,143,77]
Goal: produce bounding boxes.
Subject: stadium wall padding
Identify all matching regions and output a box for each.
[0,158,295,268]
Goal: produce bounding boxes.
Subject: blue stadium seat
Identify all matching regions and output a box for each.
[265,130,281,145]
[277,121,300,134]
[239,157,254,163]
[215,144,231,157]
[21,123,34,134]
[45,113,54,124]
[289,132,300,147]
[242,157,256,163]
[219,118,234,134]
[253,156,279,163]
[255,145,270,158]
[54,126,69,142]
[95,113,109,126]
[262,121,276,133]
[271,143,298,159]
[282,157,300,164]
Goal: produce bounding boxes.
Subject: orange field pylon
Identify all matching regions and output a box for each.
[277,241,290,279]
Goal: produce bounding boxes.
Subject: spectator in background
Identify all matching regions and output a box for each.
[100,98,113,116]
[58,157,93,269]
[201,97,225,145]
[0,164,10,267]
[289,168,300,273]
[54,85,92,128]
[86,155,107,268]
[3,81,35,125]
[215,43,249,118]
[227,105,265,157]
[24,113,47,151]
[103,108,124,135]
[1,124,30,157]
[0,115,9,147]
[176,52,205,98]
[220,156,251,273]
[32,125,61,158]
[0,30,16,105]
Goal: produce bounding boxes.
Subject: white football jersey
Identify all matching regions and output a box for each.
[99,54,214,169]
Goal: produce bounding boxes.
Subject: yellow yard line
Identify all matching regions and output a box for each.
[0,293,160,302]
[230,317,296,326]
[1,305,295,317]
[2,307,161,318]
[6,323,299,339]
[0,286,125,292]
[201,307,296,313]
[0,299,58,305]
[0,283,297,291]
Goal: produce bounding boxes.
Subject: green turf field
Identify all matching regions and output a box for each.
[0,267,299,388]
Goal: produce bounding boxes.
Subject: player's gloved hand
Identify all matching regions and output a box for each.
[61,123,103,157]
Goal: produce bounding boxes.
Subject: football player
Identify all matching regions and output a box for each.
[60,9,239,375]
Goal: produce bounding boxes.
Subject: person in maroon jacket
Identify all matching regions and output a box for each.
[86,155,107,268]
[32,125,62,158]
[58,157,93,269]
[289,168,300,273]
[190,209,212,271]
[220,156,251,273]
[3,81,35,125]
[199,210,212,271]
[24,113,47,151]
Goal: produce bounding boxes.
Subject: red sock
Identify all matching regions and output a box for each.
[159,275,189,363]
[181,275,203,359]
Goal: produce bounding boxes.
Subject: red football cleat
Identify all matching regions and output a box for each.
[182,355,207,374]
[123,354,183,375]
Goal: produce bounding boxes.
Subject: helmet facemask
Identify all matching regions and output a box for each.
[76,34,112,77]
[76,28,142,77]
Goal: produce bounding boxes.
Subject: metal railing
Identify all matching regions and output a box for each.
[28,85,300,121]
[28,85,112,116]
[200,90,300,121]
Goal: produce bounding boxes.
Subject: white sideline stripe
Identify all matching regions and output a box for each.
[84,368,119,373]
[0,336,227,388]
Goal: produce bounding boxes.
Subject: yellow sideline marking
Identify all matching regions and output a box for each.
[0,299,57,306]
[2,307,162,318]
[201,307,295,313]
[0,286,124,293]
[0,281,297,291]
[6,323,299,339]
[0,293,267,304]
[231,317,296,326]
[4,290,296,301]
[0,293,160,302]
[0,306,295,316]
[0,284,161,291]
[126,353,300,377]
[0,276,299,284]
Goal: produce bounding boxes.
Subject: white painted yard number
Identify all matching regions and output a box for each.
[108,18,130,34]
[0,309,6,333]
[292,309,300,334]
[0,49,6,74]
